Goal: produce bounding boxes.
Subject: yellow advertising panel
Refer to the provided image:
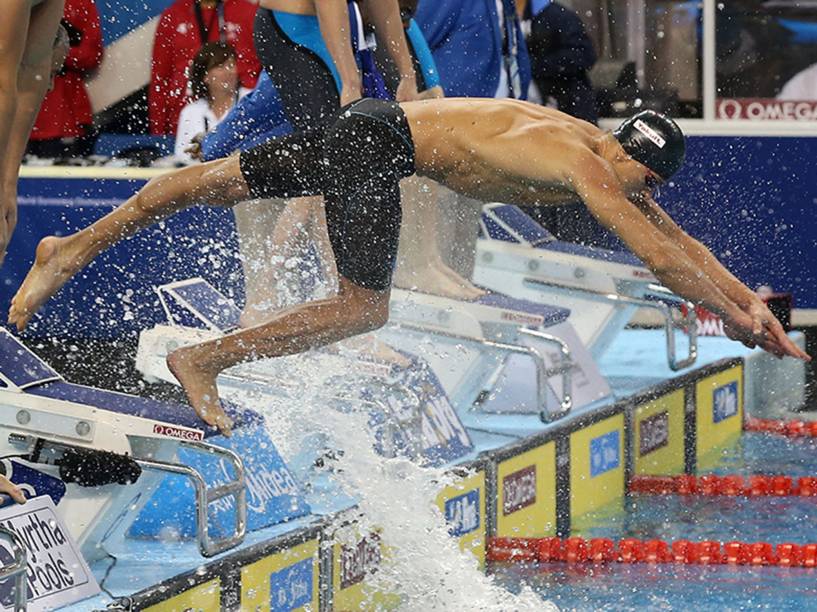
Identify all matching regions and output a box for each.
[332,528,400,611]
[240,539,320,612]
[435,470,486,565]
[633,389,685,475]
[696,365,743,466]
[144,579,220,612]
[496,443,557,538]
[570,414,625,521]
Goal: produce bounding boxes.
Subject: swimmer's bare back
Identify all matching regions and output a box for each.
[403,97,601,206]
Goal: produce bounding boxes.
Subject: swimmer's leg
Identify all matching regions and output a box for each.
[9,156,251,330]
[394,176,485,300]
[0,0,65,262]
[168,275,389,435]
[238,195,336,327]
[234,197,289,327]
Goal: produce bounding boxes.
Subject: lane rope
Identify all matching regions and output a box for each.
[628,473,817,497]
[745,417,817,438]
[487,536,817,567]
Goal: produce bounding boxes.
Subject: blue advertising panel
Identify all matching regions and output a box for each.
[131,424,310,537]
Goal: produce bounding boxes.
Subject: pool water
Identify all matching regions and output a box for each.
[491,432,817,611]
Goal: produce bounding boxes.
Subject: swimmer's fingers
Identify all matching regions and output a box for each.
[0,476,25,504]
[396,76,420,102]
[766,320,812,361]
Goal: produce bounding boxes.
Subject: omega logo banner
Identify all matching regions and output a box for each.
[717,98,817,121]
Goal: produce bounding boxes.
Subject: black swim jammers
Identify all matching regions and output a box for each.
[239,98,416,292]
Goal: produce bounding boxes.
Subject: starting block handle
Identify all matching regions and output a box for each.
[0,525,28,611]
[136,441,247,557]
[395,321,573,423]
[523,278,698,371]
[518,328,574,422]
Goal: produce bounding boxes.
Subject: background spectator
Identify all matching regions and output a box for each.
[414,0,531,99]
[521,0,598,124]
[27,0,103,158]
[175,42,248,163]
[149,0,260,136]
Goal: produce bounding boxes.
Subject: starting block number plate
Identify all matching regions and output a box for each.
[0,495,99,611]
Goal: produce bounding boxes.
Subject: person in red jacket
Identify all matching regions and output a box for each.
[149,0,261,136]
[28,0,103,158]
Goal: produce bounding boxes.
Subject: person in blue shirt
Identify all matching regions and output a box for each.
[413,0,531,99]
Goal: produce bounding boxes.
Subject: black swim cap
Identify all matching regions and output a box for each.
[613,110,685,180]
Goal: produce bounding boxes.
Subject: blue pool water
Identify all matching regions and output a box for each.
[492,432,817,611]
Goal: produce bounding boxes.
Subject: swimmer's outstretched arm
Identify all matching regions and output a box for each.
[569,153,808,361]
[8,156,252,331]
[632,195,809,360]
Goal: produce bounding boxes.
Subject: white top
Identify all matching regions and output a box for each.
[174,88,249,163]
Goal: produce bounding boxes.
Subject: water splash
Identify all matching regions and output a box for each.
[246,373,552,611]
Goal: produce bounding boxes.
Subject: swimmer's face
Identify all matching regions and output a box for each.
[609,148,663,200]
[205,57,238,97]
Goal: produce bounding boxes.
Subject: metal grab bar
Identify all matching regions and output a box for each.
[136,440,246,557]
[391,322,573,423]
[523,277,698,371]
[0,525,27,612]
[518,328,573,422]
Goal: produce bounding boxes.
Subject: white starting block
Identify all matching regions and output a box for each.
[0,328,248,562]
[137,279,476,468]
[474,204,698,369]
[381,289,612,425]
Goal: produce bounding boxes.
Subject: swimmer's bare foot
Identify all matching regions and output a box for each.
[239,305,275,329]
[336,334,410,368]
[440,264,487,300]
[167,347,234,437]
[395,262,485,301]
[8,236,80,331]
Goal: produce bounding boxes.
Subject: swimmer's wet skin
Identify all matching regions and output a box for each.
[8,97,810,435]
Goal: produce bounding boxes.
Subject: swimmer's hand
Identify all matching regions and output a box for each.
[723,302,811,361]
[395,74,420,102]
[340,75,363,107]
[184,133,205,161]
[0,475,26,505]
[167,349,234,437]
[417,85,445,101]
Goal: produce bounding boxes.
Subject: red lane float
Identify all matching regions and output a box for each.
[487,536,817,568]
[745,417,817,438]
[628,473,817,497]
